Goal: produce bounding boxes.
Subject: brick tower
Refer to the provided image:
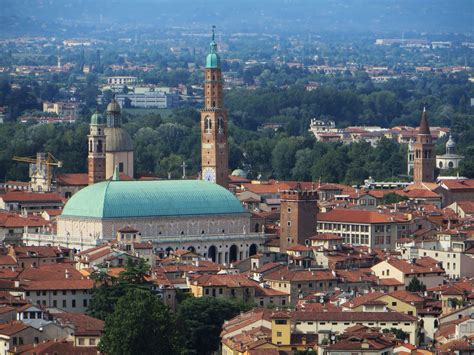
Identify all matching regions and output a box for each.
[279,185,318,252]
[413,108,435,184]
[201,27,228,188]
[88,111,106,185]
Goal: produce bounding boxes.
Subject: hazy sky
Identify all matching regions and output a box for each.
[1,0,472,37]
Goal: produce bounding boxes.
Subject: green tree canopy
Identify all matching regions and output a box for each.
[99,289,183,355]
[176,297,243,355]
[406,276,426,292]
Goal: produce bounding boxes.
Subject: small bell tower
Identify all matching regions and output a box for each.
[88,111,106,184]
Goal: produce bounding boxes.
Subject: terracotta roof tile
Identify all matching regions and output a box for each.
[56,173,89,186]
[317,209,408,224]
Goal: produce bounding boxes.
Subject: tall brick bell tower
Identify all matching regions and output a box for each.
[279,185,319,253]
[413,108,435,184]
[88,111,106,185]
[201,27,229,188]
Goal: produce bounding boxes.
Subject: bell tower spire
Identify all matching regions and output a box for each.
[413,108,435,184]
[201,26,228,188]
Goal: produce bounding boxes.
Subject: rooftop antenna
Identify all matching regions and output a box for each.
[212,25,216,41]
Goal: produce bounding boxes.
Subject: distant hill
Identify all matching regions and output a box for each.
[1,0,472,37]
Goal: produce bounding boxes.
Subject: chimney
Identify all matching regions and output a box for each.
[65,269,70,279]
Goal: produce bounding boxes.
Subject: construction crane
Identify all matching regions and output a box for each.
[12,152,63,192]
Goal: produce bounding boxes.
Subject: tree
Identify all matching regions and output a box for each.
[99,289,183,355]
[406,276,426,292]
[382,192,408,205]
[87,258,152,320]
[176,297,243,355]
[383,327,409,342]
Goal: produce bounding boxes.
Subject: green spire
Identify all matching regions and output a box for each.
[112,165,120,181]
[206,25,221,69]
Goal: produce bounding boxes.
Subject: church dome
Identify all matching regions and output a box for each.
[90,111,105,125]
[446,135,456,149]
[61,180,245,219]
[105,127,134,152]
[107,98,121,114]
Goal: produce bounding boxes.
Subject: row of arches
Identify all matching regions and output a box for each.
[164,243,258,263]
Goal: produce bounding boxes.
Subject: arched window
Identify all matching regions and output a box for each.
[205,116,212,133]
[439,161,443,168]
[217,116,224,134]
[97,140,103,153]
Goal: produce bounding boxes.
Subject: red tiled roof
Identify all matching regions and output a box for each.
[317,209,408,224]
[378,278,404,286]
[309,233,343,241]
[13,245,65,258]
[0,211,48,228]
[341,291,385,309]
[56,173,88,186]
[382,257,444,275]
[401,189,441,198]
[0,321,29,336]
[133,242,153,249]
[255,286,289,297]
[388,290,425,303]
[441,179,474,190]
[13,340,98,354]
[0,255,17,266]
[191,274,257,288]
[118,226,139,233]
[264,267,336,282]
[22,279,94,291]
[53,312,104,336]
[286,244,312,252]
[455,201,474,214]
[293,311,417,322]
[0,191,63,203]
[18,263,83,282]
[326,336,394,351]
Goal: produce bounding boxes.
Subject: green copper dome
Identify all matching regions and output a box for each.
[90,111,105,125]
[61,180,245,219]
[206,29,220,69]
[206,51,221,69]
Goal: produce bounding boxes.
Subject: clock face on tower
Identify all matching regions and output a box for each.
[203,167,216,183]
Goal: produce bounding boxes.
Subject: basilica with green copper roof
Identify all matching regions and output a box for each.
[23,30,263,263]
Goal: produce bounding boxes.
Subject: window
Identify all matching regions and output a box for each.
[392,302,397,306]
[205,116,212,133]
[89,338,96,346]
[72,290,76,295]
[62,290,67,295]
[83,299,88,307]
[53,300,57,307]
[62,300,67,308]
[276,331,282,337]
[36,291,41,296]
[53,290,57,296]
[34,337,39,344]
[26,291,30,297]
[118,162,124,173]
[78,338,85,345]
[275,320,287,325]
[72,300,76,308]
